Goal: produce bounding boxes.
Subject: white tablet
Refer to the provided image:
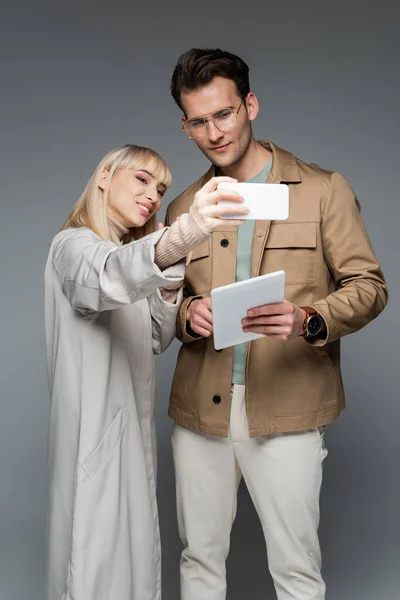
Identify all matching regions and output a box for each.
[211,270,285,350]
[217,182,289,220]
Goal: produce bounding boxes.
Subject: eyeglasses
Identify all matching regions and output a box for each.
[182,102,243,139]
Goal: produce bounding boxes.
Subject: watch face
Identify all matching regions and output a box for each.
[307,315,322,336]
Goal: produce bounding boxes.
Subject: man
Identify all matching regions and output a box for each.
[165,48,388,600]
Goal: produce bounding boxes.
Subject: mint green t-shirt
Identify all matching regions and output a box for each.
[232,159,272,385]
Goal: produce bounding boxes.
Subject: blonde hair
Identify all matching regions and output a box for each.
[61,144,172,244]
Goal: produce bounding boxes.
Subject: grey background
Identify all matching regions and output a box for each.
[0,1,399,598]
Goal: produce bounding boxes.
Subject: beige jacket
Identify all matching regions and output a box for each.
[165,141,388,437]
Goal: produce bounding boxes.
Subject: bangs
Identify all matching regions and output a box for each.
[111,145,172,189]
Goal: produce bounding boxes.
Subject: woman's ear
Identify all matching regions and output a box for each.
[98,170,109,191]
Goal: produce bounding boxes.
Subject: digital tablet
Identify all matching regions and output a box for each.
[211,270,285,350]
[217,182,289,220]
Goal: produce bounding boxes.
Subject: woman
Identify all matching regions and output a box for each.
[45,144,246,600]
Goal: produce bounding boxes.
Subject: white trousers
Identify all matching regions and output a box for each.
[171,384,328,600]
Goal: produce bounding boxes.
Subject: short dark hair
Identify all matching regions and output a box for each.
[170,48,250,112]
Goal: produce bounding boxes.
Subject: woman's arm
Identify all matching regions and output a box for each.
[154,212,208,270]
[51,227,185,315]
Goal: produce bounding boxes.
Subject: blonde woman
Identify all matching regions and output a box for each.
[44,144,247,600]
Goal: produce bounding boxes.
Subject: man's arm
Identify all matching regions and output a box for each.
[307,171,388,344]
[242,172,388,343]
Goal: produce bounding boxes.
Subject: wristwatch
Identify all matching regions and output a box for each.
[300,306,324,339]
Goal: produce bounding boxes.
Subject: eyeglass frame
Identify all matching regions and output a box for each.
[181,101,243,139]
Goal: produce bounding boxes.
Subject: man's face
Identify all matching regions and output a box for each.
[180,77,254,169]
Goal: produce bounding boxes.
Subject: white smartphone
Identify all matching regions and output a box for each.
[217,182,289,220]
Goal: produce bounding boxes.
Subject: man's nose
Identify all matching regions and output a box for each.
[207,119,224,142]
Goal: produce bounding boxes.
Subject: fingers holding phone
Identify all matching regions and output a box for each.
[190,176,249,233]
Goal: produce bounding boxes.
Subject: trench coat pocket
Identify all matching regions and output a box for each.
[82,405,128,479]
[263,222,317,285]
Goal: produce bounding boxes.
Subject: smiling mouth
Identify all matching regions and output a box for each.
[137,202,152,215]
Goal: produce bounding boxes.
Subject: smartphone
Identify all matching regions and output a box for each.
[217,182,289,220]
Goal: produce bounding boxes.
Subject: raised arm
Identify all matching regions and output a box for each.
[51,228,184,315]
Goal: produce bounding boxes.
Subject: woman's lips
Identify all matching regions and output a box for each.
[136,201,152,216]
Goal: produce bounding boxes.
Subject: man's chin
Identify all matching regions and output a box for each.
[207,150,235,169]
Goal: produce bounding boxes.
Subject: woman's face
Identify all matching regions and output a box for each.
[101,163,166,228]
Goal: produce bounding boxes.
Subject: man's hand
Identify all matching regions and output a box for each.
[187,297,213,337]
[242,301,306,341]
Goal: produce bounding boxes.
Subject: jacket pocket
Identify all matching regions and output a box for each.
[262,222,317,285]
[272,342,337,417]
[82,405,128,479]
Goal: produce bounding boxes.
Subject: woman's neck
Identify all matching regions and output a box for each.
[108,215,130,242]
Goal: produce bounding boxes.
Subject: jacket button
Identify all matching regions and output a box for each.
[213,395,221,404]
[220,239,229,248]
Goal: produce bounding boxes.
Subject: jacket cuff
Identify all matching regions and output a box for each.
[178,295,204,343]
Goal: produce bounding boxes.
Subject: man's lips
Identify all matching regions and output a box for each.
[210,142,231,152]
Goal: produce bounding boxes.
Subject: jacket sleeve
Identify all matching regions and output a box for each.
[174,292,208,343]
[148,260,185,354]
[311,172,388,345]
[51,228,185,315]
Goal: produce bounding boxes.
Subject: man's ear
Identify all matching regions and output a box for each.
[245,92,259,122]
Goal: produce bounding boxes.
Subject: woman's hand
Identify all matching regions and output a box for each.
[190,177,248,234]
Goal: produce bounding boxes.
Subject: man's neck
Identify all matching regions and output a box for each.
[219,139,272,182]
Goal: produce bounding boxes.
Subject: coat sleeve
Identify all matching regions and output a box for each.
[147,260,186,354]
[51,228,185,315]
[310,172,388,345]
